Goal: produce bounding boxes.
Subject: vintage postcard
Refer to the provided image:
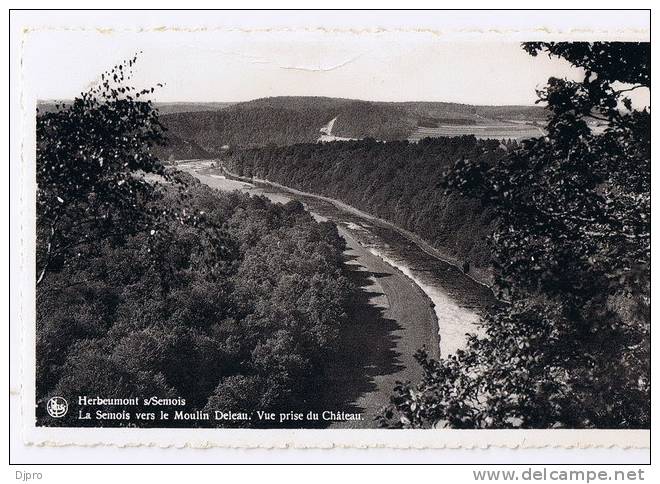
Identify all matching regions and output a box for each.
[10,10,651,452]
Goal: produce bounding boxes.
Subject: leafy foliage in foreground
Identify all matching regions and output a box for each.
[380,42,650,429]
[36,62,350,428]
[36,56,168,285]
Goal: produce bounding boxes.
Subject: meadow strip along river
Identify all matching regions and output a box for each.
[176,159,497,428]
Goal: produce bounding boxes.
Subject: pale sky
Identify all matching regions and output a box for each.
[22,27,648,106]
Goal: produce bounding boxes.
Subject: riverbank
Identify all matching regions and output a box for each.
[219,165,494,288]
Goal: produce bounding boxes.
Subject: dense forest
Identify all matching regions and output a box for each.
[223,136,508,281]
[36,60,351,428]
[151,132,212,161]
[157,96,545,154]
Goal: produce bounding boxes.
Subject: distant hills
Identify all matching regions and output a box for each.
[156,97,547,158]
[38,96,547,160]
[37,101,235,115]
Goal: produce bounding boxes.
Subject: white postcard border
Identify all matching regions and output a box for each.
[13,10,651,450]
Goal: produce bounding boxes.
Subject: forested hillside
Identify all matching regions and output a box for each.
[157,96,545,155]
[151,132,212,161]
[223,136,507,279]
[159,98,412,152]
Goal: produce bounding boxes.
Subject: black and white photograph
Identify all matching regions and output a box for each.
[9,8,652,466]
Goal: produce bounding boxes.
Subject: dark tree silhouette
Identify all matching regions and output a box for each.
[380,42,650,429]
[36,55,167,285]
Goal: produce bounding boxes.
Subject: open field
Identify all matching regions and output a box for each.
[408,123,545,142]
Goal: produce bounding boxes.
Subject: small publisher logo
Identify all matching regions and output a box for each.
[46,397,68,418]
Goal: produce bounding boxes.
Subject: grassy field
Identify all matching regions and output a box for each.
[407,123,545,142]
